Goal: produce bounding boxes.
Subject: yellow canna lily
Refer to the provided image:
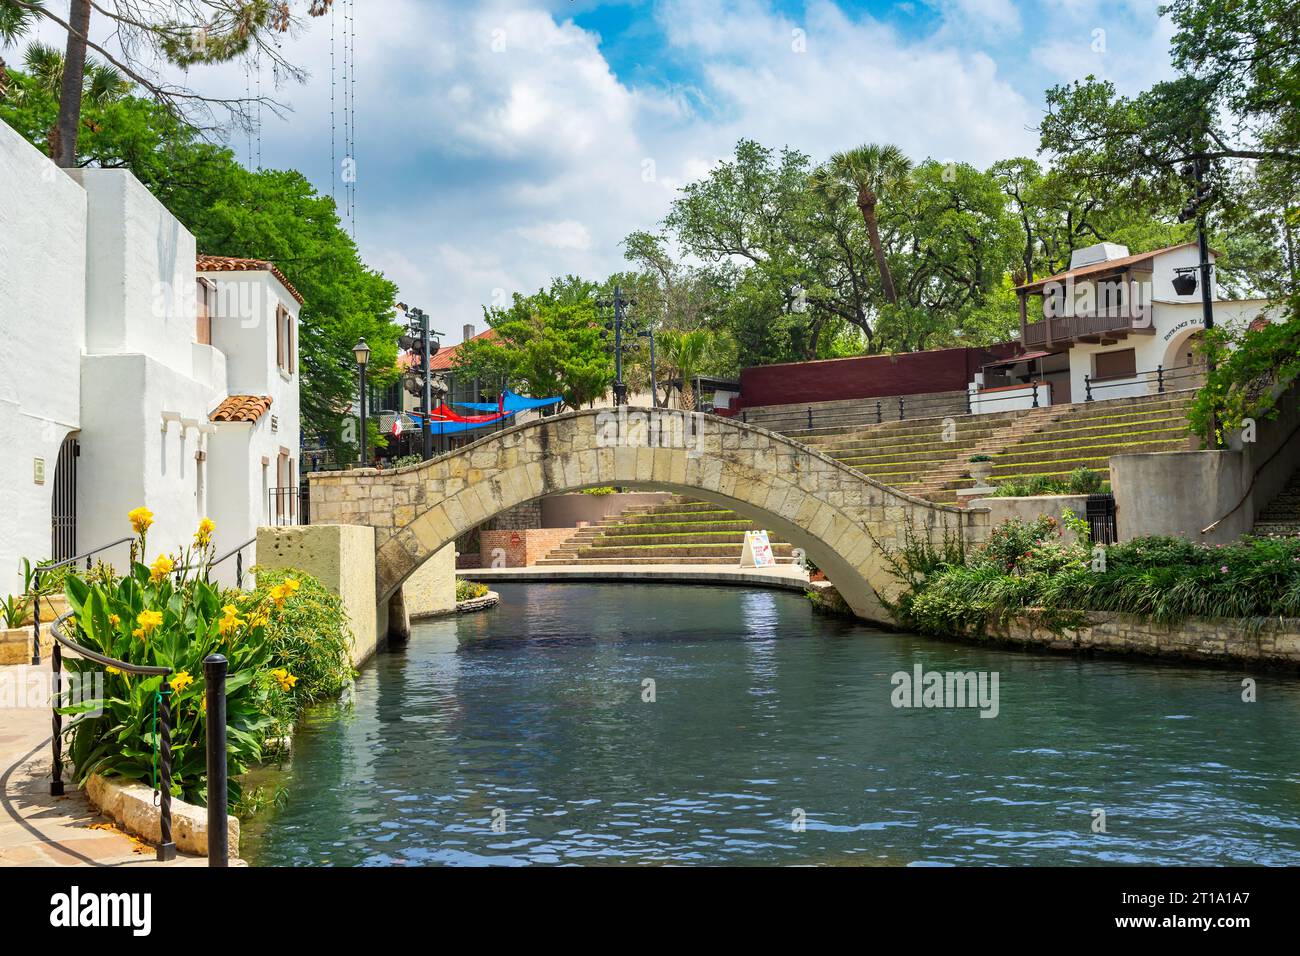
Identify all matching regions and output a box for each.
[137,610,163,635]
[218,604,243,637]
[195,517,216,548]
[128,507,154,535]
[171,671,194,693]
[269,577,301,608]
[149,554,174,584]
[108,614,120,627]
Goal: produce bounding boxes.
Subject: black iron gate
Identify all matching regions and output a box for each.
[1085,493,1117,546]
[51,436,79,561]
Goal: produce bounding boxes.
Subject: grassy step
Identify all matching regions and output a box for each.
[991,437,1192,468]
[534,556,800,566]
[585,532,764,547]
[574,544,796,559]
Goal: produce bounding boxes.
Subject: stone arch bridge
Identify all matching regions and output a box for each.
[307,408,989,624]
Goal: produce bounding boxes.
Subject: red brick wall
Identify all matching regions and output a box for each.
[480,529,576,567]
[735,345,1019,409]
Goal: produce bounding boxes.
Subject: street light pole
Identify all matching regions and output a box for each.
[1179,154,1218,444]
[353,337,371,467]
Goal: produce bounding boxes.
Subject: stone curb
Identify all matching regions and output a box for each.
[457,592,500,614]
[85,773,240,859]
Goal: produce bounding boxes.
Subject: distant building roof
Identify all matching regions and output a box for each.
[196,254,305,305]
[210,394,273,423]
[429,328,498,372]
[1014,241,1212,294]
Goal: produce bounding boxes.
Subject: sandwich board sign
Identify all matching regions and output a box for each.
[740,530,776,568]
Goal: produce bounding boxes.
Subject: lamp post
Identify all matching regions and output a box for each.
[639,322,658,408]
[597,286,634,406]
[1178,154,1218,444]
[353,337,371,467]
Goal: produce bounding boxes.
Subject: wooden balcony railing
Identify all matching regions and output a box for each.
[1023,309,1153,348]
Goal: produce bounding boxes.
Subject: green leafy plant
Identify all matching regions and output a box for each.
[456,579,489,602]
[969,454,993,463]
[989,467,1106,497]
[244,567,355,707]
[1,594,30,628]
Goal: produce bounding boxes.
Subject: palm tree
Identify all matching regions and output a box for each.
[659,329,712,411]
[815,143,912,305]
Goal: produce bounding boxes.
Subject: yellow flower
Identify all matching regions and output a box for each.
[106,665,121,675]
[195,517,216,548]
[108,614,121,627]
[171,671,194,693]
[218,604,243,637]
[149,554,174,584]
[128,507,154,535]
[136,610,163,635]
[269,578,301,607]
[270,667,298,693]
[132,628,145,640]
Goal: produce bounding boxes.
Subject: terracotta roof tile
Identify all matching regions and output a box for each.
[210,395,273,423]
[1014,242,1210,294]
[196,254,305,305]
[428,327,498,371]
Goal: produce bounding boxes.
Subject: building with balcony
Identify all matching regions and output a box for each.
[975,241,1276,409]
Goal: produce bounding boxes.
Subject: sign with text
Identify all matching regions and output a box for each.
[739,530,775,568]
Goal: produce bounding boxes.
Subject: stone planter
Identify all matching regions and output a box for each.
[85,773,240,859]
[0,625,49,665]
[457,591,500,614]
[968,459,994,484]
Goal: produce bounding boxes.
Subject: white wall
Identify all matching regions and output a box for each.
[0,120,87,592]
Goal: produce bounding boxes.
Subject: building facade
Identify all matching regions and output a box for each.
[0,118,301,591]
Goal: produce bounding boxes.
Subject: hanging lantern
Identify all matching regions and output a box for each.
[1172,269,1198,296]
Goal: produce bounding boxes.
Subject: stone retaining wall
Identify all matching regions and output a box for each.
[982,612,1300,668]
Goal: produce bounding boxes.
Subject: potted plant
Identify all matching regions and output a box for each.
[968,454,994,485]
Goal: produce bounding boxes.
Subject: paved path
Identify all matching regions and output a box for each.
[0,665,204,867]
[457,563,814,593]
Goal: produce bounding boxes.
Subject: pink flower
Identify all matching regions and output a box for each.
[1220,565,1229,573]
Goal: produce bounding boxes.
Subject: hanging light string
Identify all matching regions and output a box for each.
[330,0,336,202]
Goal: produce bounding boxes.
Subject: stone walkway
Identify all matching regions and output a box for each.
[458,562,814,593]
[0,665,204,867]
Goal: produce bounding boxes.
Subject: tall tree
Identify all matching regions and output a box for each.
[814,143,913,305]
[0,0,333,166]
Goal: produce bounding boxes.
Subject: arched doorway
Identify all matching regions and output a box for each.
[50,435,79,562]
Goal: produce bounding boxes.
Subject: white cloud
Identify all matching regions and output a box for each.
[515,219,594,250]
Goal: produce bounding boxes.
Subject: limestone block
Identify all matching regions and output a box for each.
[86,773,239,859]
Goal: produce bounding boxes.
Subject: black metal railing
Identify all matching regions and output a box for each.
[1084,363,1204,402]
[208,537,257,589]
[30,537,134,666]
[966,380,1052,412]
[734,390,972,433]
[49,611,175,861]
[1086,493,1119,545]
[49,613,230,866]
[268,486,304,526]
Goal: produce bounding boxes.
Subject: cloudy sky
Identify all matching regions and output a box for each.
[10,0,1180,342]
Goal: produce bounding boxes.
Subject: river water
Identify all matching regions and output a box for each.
[242,582,1300,866]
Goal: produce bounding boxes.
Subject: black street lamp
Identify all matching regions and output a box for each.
[1178,155,1218,444]
[353,337,371,467]
[597,285,635,406]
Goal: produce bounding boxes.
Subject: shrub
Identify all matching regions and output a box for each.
[580,486,617,495]
[245,567,355,706]
[57,510,354,806]
[989,468,1106,497]
[456,579,489,601]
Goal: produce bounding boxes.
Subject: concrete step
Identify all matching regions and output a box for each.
[573,543,796,559]
[535,556,800,566]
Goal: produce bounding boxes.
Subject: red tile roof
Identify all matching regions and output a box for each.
[196,254,305,305]
[1014,242,1208,294]
[428,328,498,371]
[210,395,274,423]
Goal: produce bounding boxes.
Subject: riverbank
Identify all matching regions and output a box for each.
[457,563,811,593]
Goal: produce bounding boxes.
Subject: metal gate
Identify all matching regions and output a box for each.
[51,436,79,561]
[1085,493,1117,546]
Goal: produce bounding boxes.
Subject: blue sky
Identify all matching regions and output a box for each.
[8,1,1180,341]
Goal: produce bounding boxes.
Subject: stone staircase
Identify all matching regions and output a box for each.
[944,391,1198,499]
[536,496,797,566]
[767,390,1197,506]
[1254,469,1300,537]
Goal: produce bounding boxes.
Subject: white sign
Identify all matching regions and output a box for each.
[740,530,776,568]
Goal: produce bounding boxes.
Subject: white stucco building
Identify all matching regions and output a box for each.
[0,118,301,592]
[970,241,1277,411]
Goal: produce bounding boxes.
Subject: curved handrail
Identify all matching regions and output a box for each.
[47,610,177,862]
[210,537,256,569]
[49,612,171,676]
[30,537,135,666]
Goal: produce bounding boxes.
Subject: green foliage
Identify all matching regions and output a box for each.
[579,486,616,495]
[247,567,355,704]
[55,514,355,806]
[1187,302,1300,444]
[0,593,29,628]
[888,510,1300,639]
[456,276,612,410]
[456,579,489,602]
[989,467,1106,497]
